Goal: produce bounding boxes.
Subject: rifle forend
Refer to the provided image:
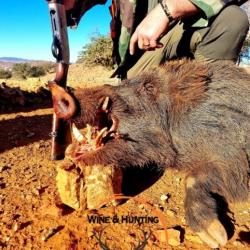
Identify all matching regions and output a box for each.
[47,0,71,160]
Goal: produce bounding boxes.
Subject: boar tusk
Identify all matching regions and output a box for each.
[95,127,108,146]
[102,97,110,111]
[86,124,92,144]
[72,123,84,142]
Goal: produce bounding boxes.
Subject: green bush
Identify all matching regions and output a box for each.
[12,63,47,78]
[28,66,46,77]
[12,63,31,79]
[0,68,12,79]
[77,33,113,69]
[41,62,56,73]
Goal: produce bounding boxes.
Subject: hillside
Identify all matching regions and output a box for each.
[0,57,32,63]
[0,57,54,70]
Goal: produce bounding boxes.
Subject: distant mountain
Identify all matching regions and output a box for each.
[0,57,32,63]
[0,57,55,70]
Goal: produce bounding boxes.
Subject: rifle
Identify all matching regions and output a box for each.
[47,0,71,160]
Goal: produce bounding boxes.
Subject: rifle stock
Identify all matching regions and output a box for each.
[47,0,71,160]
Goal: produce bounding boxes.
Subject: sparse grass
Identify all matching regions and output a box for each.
[1,63,119,92]
[244,67,250,74]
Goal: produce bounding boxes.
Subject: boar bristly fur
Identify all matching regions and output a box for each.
[62,60,250,248]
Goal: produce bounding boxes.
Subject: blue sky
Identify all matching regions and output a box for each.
[0,0,111,62]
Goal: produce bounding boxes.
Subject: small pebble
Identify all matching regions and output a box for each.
[242,210,250,214]
[165,209,176,217]
[5,236,10,242]
[13,223,18,232]
[233,240,245,247]
[41,226,64,242]
[175,177,182,183]
[160,194,168,202]
[138,204,144,210]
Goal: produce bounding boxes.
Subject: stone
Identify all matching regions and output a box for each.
[41,226,64,242]
[83,164,122,209]
[153,230,168,243]
[13,223,18,232]
[56,151,123,210]
[160,193,171,204]
[165,209,176,217]
[167,228,181,246]
[56,160,86,210]
[5,236,10,242]
[138,204,145,210]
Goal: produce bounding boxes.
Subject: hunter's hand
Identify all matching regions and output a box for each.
[129,4,169,55]
[129,0,199,55]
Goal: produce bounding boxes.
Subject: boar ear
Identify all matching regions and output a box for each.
[98,96,112,111]
[48,82,76,120]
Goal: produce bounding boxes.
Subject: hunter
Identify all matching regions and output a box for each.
[64,0,249,79]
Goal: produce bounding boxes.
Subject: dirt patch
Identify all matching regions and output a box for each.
[0,67,249,249]
[243,67,250,74]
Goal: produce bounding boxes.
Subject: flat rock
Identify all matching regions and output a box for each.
[154,230,168,243]
[56,161,86,210]
[154,228,181,246]
[83,164,122,209]
[167,228,181,246]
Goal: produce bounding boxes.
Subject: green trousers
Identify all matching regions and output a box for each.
[128,5,249,78]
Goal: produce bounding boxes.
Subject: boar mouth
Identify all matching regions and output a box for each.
[72,97,119,152]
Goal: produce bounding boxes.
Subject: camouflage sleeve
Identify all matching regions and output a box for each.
[190,0,248,19]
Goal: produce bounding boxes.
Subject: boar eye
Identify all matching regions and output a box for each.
[140,81,158,97]
[144,83,154,92]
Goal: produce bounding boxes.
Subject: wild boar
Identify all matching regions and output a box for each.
[49,60,250,248]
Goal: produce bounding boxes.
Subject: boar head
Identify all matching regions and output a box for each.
[49,76,176,169]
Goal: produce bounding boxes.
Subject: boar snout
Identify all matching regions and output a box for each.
[48,82,76,120]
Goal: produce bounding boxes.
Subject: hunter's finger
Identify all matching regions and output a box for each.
[156,42,163,48]
[138,36,145,50]
[143,38,150,46]
[149,40,158,48]
[129,32,138,55]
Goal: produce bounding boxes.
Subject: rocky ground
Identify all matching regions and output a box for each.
[0,65,250,250]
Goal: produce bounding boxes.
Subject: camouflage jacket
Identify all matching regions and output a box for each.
[111,0,248,77]
[190,0,248,26]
